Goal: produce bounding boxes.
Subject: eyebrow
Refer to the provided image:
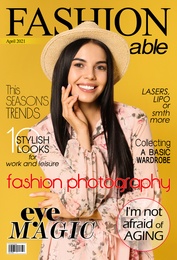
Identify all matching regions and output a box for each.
[72,58,107,64]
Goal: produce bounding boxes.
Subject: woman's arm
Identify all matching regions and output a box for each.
[30,191,102,220]
[28,119,109,218]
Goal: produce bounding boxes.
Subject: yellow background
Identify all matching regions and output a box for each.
[0,0,176,259]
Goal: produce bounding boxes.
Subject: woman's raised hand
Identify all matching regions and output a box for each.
[61,84,91,151]
[61,84,88,133]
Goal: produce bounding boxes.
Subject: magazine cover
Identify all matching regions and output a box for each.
[1,0,176,259]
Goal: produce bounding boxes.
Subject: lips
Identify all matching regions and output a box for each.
[79,85,95,90]
[77,84,98,93]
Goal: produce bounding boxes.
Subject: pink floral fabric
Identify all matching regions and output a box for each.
[28,102,160,260]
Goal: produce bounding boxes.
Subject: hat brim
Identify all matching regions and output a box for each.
[41,22,130,84]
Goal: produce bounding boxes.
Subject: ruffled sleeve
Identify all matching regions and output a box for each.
[119,107,161,205]
[28,115,110,218]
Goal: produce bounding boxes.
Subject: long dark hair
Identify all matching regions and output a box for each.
[51,38,134,195]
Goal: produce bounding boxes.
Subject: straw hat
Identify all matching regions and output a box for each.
[41,21,130,83]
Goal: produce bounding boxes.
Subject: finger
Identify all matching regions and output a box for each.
[62,96,78,119]
[62,84,72,101]
[62,95,77,106]
[67,95,78,109]
[38,199,53,208]
[29,191,53,198]
[61,86,65,101]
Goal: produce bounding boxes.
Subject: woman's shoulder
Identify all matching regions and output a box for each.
[114,102,148,131]
[114,102,147,118]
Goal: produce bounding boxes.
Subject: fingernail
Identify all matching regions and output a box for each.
[61,86,65,91]
[67,83,71,88]
[29,193,35,197]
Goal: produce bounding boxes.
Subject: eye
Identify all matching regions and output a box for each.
[73,62,84,68]
[96,64,107,71]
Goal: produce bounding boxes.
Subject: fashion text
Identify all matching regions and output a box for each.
[6,173,171,192]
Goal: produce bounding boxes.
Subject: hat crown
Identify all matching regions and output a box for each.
[76,21,99,30]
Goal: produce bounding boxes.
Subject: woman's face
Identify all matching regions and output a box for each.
[68,42,107,104]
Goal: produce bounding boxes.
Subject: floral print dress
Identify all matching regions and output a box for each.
[28,102,160,260]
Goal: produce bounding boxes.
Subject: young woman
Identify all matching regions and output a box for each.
[29,22,160,259]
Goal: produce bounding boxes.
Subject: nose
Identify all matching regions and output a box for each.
[84,66,96,80]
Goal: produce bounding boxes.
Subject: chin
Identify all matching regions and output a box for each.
[78,96,97,103]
